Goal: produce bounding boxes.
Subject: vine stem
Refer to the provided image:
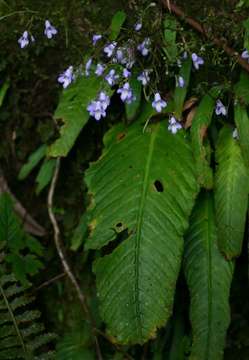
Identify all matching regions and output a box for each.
[47,158,103,360]
[161,1,249,73]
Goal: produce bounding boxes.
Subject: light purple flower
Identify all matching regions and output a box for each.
[98,91,110,110]
[233,128,239,139]
[87,92,110,121]
[176,76,185,88]
[95,63,105,76]
[92,34,102,46]
[152,93,167,112]
[85,58,92,76]
[241,49,249,63]
[18,31,30,48]
[104,42,117,57]
[44,20,57,39]
[191,53,204,70]
[117,82,134,103]
[87,101,106,121]
[137,70,150,85]
[215,100,227,116]
[123,68,131,78]
[134,22,142,31]
[137,38,151,56]
[58,66,74,88]
[115,48,124,62]
[105,69,119,86]
[168,116,182,134]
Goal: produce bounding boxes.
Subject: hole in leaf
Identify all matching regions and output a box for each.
[154,180,164,192]
[101,228,129,256]
[116,222,123,228]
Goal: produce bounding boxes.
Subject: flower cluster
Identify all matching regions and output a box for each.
[18,20,57,48]
[20,16,232,136]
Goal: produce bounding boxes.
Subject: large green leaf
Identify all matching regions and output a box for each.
[191,87,220,189]
[48,76,112,157]
[84,120,199,344]
[234,102,249,167]
[215,126,249,259]
[184,192,234,360]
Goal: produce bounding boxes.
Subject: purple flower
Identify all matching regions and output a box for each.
[241,49,249,63]
[117,82,134,103]
[104,42,117,57]
[95,63,105,76]
[233,128,239,139]
[92,34,102,46]
[58,66,74,88]
[215,100,227,116]
[105,69,119,86]
[134,22,142,31]
[18,31,30,48]
[87,92,110,121]
[44,20,57,39]
[191,53,204,70]
[98,91,110,110]
[152,93,167,112]
[115,48,125,63]
[176,76,185,88]
[137,70,150,85]
[85,58,92,76]
[168,116,182,134]
[87,101,106,121]
[123,68,131,78]
[137,38,151,56]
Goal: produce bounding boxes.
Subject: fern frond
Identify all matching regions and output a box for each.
[0,273,56,359]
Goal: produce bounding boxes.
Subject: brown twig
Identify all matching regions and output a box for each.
[34,272,66,292]
[47,158,103,360]
[162,1,249,73]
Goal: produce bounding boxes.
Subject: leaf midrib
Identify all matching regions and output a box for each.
[134,124,158,339]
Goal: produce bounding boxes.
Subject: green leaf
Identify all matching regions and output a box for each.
[215,126,249,259]
[49,76,112,157]
[0,193,22,248]
[174,58,192,119]
[191,87,221,189]
[0,193,44,285]
[0,81,9,108]
[163,16,177,62]
[184,192,234,360]
[35,159,56,194]
[84,120,199,344]
[234,72,249,106]
[234,103,249,167]
[243,18,249,49]
[18,145,47,180]
[125,77,142,122]
[109,10,126,41]
[56,332,94,360]
[70,213,89,251]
